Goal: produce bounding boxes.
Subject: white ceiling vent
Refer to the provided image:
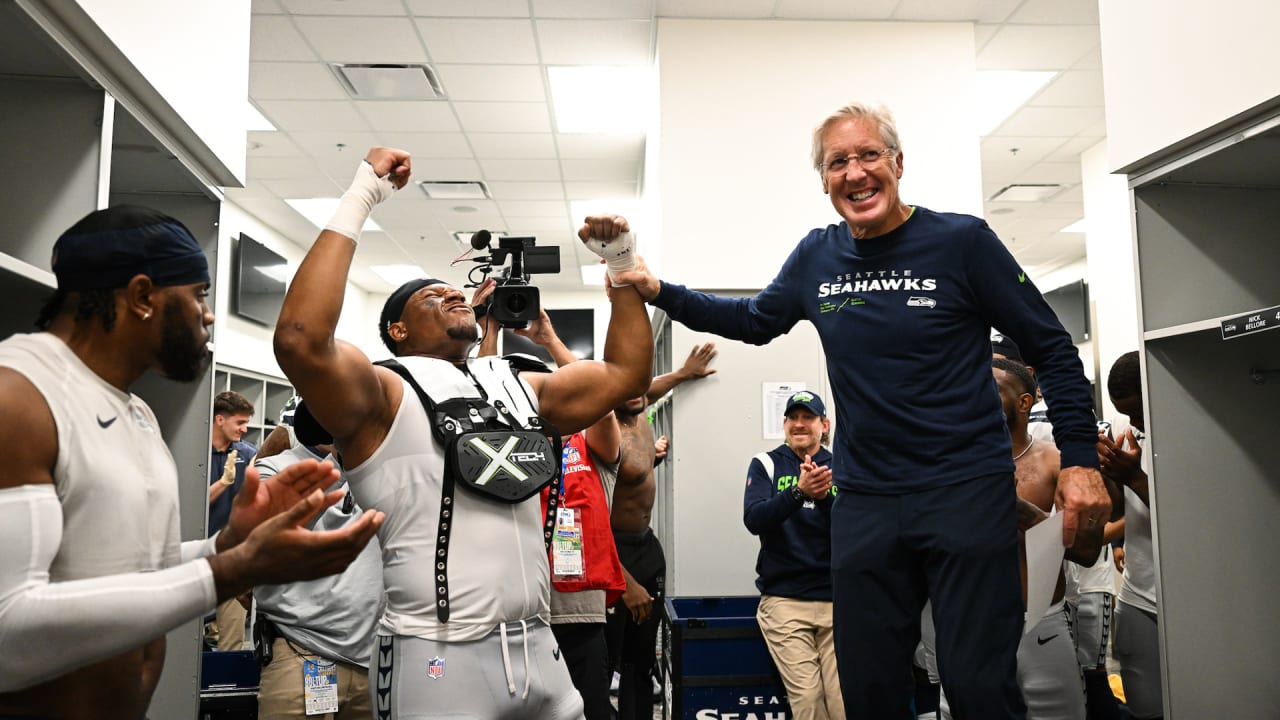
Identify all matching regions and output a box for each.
[988,184,1063,202]
[419,181,490,200]
[331,64,445,100]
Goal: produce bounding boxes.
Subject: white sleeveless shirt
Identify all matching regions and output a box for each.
[344,355,550,641]
[0,333,182,580]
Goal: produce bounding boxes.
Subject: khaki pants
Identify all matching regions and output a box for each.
[756,594,845,720]
[257,636,372,720]
[215,596,248,651]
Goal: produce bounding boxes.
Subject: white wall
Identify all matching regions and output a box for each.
[74,0,252,183]
[214,201,383,378]
[655,19,981,289]
[1099,0,1280,172]
[1080,140,1138,422]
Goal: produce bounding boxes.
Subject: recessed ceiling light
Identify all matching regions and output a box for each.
[975,70,1057,136]
[331,63,446,100]
[549,66,653,134]
[371,264,428,286]
[988,184,1062,202]
[284,198,382,231]
[1060,218,1087,233]
[452,205,478,214]
[419,181,490,200]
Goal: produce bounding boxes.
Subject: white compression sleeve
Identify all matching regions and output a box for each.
[181,533,218,563]
[0,485,217,692]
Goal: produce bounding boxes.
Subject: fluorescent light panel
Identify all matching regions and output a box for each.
[420,181,490,200]
[284,198,382,232]
[453,230,505,245]
[371,264,429,286]
[975,70,1057,136]
[580,263,606,286]
[549,66,653,134]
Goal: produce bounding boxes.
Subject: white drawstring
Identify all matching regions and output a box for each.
[500,622,516,695]
[519,619,531,700]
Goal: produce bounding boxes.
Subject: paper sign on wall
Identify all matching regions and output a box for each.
[762,382,806,440]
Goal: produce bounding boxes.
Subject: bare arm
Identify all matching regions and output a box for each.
[515,308,576,367]
[645,343,717,405]
[522,216,652,434]
[471,278,500,358]
[274,147,410,461]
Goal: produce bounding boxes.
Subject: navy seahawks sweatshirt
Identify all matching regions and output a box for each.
[654,207,1098,494]
[743,445,834,600]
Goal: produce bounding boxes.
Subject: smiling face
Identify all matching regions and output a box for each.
[818,116,910,239]
[783,408,829,457]
[389,283,478,360]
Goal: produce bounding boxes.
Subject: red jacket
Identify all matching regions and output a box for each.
[542,432,626,605]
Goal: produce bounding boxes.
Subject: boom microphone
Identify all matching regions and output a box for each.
[470,229,492,251]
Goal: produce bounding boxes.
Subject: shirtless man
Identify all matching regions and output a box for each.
[927,359,1103,719]
[0,205,382,720]
[606,345,716,720]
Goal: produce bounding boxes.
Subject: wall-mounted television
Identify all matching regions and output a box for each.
[502,309,595,364]
[233,233,288,327]
[1042,279,1090,344]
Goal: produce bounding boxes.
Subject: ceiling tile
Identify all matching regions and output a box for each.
[974,23,999,50]
[261,176,345,198]
[486,181,566,200]
[294,16,427,63]
[455,102,552,133]
[247,131,305,157]
[413,157,484,180]
[356,100,459,132]
[977,25,1100,70]
[1013,161,1081,185]
[891,0,984,21]
[416,18,539,64]
[434,64,546,102]
[981,136,1066,177]
[250,61,348,100]
[247,155,324,180]
[468,133,558,159]
[564,180,638,200]
[1045,135,1104,163]
[995,106,1104,137]
[560,158,640,182]
[250,15,316,61]
[479,158,564,181]
[535,20,652,65]
[1008,0,1099,25]
[380,132,473,158]
[1030,70,1104,108]
[976,0,1022,23]
[555,133,645,160]
[252,0,286,14]
[279,0,406,15]
[1072,47,1103,71]
[407,0,530,17]
[654,0,774,17]
[495,200,567,217]
[287,130,383,155]
[503,216,575,238]
[257,100,371,132]
[533,0,652,19]
[773,0,899,20]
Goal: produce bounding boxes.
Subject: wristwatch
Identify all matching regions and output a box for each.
[790,484,808,502]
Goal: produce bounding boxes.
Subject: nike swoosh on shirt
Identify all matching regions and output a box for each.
[1036,634,1058,646]
[97,415,118,429]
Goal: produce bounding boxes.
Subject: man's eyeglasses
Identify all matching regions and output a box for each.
[822,147,897,176]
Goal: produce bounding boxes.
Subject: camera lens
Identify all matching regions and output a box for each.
[504,293,529,314]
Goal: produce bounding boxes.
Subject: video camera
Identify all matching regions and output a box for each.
[464,230,561,329]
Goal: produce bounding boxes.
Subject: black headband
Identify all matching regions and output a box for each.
[52,221,210,290]
[378,277,446,353]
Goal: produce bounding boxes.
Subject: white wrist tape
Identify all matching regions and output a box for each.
[0,485,216,692]
[324,160,398,242]
[582,231,637,286]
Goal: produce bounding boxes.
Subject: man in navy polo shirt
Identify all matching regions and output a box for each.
[744,390,843,720]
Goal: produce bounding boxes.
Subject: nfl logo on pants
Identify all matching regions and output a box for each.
[428,656,445,680]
